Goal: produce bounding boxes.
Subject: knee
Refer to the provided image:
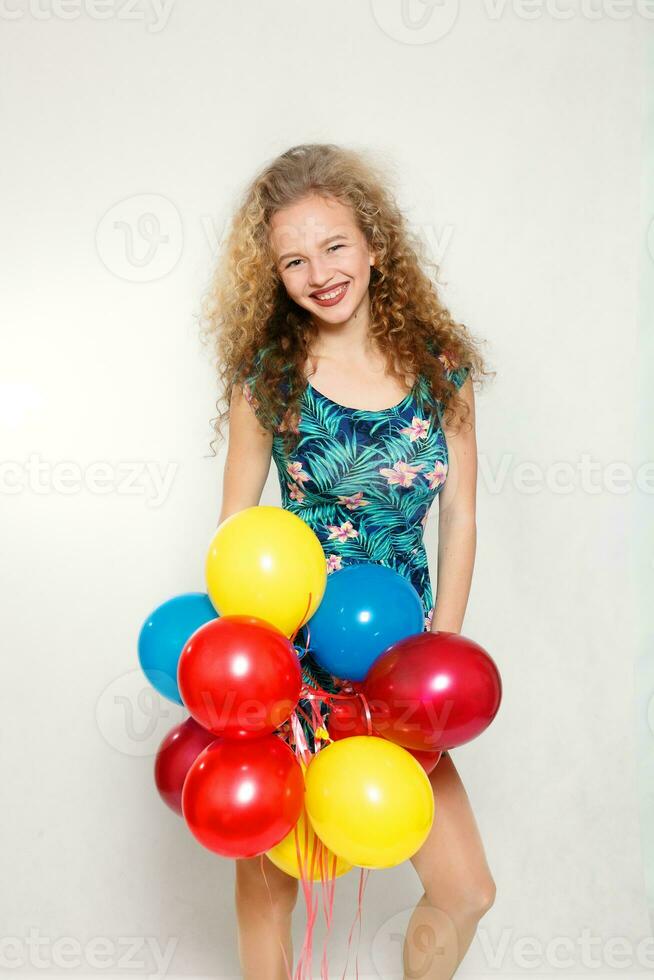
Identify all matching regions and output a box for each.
[474,877,496,917]
[463,877,496,918]
[425,876,496,920]
[235,857,299,917]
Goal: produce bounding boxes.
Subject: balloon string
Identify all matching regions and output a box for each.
[283,679,375,978]
[284,681,374,980]
[319,848,338,979]
[293,815,320,979]
[297,683,375,737]
[340,867,371,980]
[290,590,312,644]
[289,711,313,767]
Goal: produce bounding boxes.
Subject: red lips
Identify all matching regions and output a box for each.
[310,280,349,298]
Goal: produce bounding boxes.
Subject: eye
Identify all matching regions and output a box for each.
[284,243,345,270]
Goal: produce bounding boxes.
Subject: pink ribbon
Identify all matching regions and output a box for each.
[259,591,378,977]
[264,675,376,978]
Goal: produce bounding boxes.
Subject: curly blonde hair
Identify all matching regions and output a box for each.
[198,142,491,456]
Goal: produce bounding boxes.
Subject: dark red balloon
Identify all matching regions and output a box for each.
[181,735,304,858]
[409,748,442,774]
[363,631,502,751]
[154,717,217,816]
[177,616,302,739]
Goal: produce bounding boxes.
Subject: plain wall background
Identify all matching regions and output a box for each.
[2,3,652,977]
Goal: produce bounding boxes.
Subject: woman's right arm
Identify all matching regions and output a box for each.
[217,384,273,525]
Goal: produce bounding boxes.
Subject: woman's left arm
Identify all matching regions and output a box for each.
[431,376,478,634]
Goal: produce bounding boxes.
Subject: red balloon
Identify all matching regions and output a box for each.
[326,695,441,772]
[154,717,217,816]
[409,748,443,774]
[181,735,304,858]
[363,631,502,751]
[326,696,371,741]
[177,616,302,739]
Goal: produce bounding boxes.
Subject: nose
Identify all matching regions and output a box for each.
[307,254,335,287]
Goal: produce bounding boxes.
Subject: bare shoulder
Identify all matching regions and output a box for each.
[229,382,273,447]
[217,385,273,522]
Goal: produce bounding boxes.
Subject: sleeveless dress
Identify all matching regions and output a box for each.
[242,357,469,752]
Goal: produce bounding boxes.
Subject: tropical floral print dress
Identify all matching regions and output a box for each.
[243,354,469,751]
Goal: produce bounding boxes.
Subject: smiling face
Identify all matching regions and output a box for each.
[269,194,376,328]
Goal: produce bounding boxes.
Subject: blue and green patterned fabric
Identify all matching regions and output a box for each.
[243,356,469,752]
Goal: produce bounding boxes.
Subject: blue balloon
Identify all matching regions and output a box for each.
[138,592,218,704]
[305,564,424,682]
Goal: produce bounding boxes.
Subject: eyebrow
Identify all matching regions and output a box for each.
[277,234,348,264]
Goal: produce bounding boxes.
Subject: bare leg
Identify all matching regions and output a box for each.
[403,753,496,979]
[234,853,299,980]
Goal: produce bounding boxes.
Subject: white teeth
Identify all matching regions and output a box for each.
[314,283,347,301]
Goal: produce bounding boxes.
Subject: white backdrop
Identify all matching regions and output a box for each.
[2,2,652,978]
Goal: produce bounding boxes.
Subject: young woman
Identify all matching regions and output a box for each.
[200,143,495,980]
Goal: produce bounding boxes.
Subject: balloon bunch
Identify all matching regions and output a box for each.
[137,505,502,977]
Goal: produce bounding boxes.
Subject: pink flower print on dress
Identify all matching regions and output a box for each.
[336,491,369,510]
[277,408,301,435]
[326,554,343,574]
[242,382,259,410]
[379,460,425,488]
[399,416,430,442]
[287,482,305,503]
[287,461,311,485]
[326,520,359,543]
[425,461,448,490]
[437,351,457,371]
[424,606,434,631]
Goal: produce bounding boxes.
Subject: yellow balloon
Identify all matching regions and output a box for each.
[304,736,435,869]
[205,506,327,636]
[266,805,353,881]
